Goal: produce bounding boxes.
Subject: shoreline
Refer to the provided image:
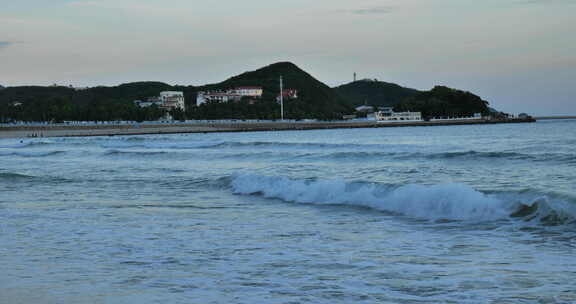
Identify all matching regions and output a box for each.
[0,118,536,139]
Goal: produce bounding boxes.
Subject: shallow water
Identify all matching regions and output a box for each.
[1,120,575,303]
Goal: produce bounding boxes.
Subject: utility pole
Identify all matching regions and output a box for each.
[280,76,284,121]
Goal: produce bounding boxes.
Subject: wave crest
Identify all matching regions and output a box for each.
[231,174,510,221]
[0,151,65,157]
[231,174,576,224]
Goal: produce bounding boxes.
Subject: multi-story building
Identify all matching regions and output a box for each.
[375,109,422,122]
[196,86,263,106]
[159,91,185,111]
[233,86,263,97]
[196,92,241,106]
[135,91,185,112]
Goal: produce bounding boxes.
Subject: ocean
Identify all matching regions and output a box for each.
[1,120,575,303]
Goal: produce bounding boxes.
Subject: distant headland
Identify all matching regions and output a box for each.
[0,61,537,138]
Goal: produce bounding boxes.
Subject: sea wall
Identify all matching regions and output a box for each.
[0,118,536,139]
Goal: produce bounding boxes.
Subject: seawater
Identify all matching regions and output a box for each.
[1,120,575,304]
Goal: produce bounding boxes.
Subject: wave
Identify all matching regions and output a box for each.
[231,174,576,225]
[103,150,169,156]
[0,171,74,184]
[435,151,576,162]
[0,172,36,180]
[280,150,575,164]
[91,138,575,163]
[100,141,224,150]
[426,151,532,160]
[100,141,414,151]
[0,151,65,158]
[0,141,54,149]
[296,151,531,161]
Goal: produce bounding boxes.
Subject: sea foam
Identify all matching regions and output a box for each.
[231,174,576,223]
[231,174,510,221]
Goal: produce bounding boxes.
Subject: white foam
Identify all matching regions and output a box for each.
[231,174,512,221]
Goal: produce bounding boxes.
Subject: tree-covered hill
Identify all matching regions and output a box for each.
[334,79,420,107]
[394,86,491,119]
[0,64,496,122]
[0,82,189,122]
[193,62,354,120]
[1,62,354,121]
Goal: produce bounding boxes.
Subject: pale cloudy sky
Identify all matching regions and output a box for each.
[1,0,575,115]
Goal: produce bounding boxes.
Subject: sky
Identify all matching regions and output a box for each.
[1,0,575,115]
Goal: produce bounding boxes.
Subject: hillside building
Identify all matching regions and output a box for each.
[196,86,263,106]
[135,91,185,112]
[234,86,263,97]
[159,91,185,111]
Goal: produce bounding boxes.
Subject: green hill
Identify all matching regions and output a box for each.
[395,86,491,119]
[334,79,420,107]
[0,64,495,122]
[0,82,184,122]
[194,62,353,120]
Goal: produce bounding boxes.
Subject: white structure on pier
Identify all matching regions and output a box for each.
[375,107,422,122]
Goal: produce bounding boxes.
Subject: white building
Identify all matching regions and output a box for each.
[159,91,185,111]
[233,86,263,97]
[375,109,422,122]
[430,113,483,121]
[135,91,185,111]
[196,86,263,106]
[196,92,241,106]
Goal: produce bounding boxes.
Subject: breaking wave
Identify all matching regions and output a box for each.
[231,174,576,225]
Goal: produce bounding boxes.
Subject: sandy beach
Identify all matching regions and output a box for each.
[0,118,535,139]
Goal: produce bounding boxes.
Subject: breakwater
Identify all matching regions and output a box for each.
[0,118,536,139]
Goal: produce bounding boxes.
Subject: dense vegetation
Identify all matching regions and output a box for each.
[0,63,354,122]
[334,79,420,107]
[190,62,353,120]
[0,63,496,123]
[0,82,194,122]
[394,86,491,119]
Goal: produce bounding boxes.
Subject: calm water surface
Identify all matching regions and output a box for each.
[1,120,575,303]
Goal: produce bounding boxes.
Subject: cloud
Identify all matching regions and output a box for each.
[350,6,396,15]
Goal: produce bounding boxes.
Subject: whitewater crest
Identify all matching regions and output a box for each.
[231,174,576,224]
[231,174,511,221]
